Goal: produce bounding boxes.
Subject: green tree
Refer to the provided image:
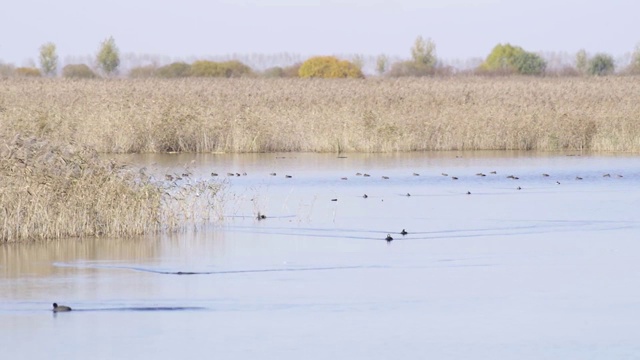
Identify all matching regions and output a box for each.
[386,37,438,77]
[39,42,58,77]
[513,51,546,75]
[587,53,615,76]
[411,36,437,68]
[96,36,120,77]
[480,43,546,75]
[298,56,363,78]
[575,49,588,75]
[376,54,388,75]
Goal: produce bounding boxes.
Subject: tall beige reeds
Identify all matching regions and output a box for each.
[0,134,220,242]
[1,77,639,153]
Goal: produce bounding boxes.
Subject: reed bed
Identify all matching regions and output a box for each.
[0,135,220,242]
[1,76,640,153]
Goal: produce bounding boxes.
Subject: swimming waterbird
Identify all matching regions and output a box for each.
[53,303,72,312]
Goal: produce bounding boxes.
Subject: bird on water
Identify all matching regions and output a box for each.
[385,234,393,242]
[400,229,408,236]
[52,303,72,312]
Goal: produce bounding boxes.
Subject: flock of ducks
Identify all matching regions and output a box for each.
[163,168,625,243]
[192,170,625,183]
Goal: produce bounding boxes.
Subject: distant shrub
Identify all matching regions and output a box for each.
[15,67,41,77]
[0,62,15,78]
[190,60,252,78]
[388,61,434,77]
[298,56,363,78]
[512,52,546,75]
[263,67,285,78]
[190,60,220,77]
[62,64,96,79]
[480,43,546,75]
[546,66,580,77]
[630,45,640,74]
[281,63,302,77]
[128,65,157,78]
[220,60,253,77]
[587,53,615,76]
[262,63,301,78]
[156,62,191,78]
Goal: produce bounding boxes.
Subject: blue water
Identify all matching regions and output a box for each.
[2,152,640,359]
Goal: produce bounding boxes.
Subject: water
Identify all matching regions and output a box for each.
[2,152,640,359]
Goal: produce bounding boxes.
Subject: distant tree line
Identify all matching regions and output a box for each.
[1,36,639,79]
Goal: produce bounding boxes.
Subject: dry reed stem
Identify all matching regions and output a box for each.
[0,135,221,242]
[1,77,640,153]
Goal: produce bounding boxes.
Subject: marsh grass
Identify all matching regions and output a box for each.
[1,77,640,153]
[0,135,220,242]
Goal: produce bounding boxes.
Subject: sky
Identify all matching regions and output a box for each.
[0,0,638,67]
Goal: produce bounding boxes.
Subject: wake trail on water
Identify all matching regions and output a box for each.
[52,263,383,275]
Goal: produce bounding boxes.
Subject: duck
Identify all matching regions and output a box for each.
[385,234,393,242]
[363,194,368,198]
[52,303,72,312]
[400,229,408,236]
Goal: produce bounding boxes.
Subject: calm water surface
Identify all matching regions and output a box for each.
[2,152,640,359]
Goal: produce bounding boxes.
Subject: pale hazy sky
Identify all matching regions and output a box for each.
[1,0,638,66]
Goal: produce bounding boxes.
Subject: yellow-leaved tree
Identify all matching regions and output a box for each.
[298,56,363,78]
